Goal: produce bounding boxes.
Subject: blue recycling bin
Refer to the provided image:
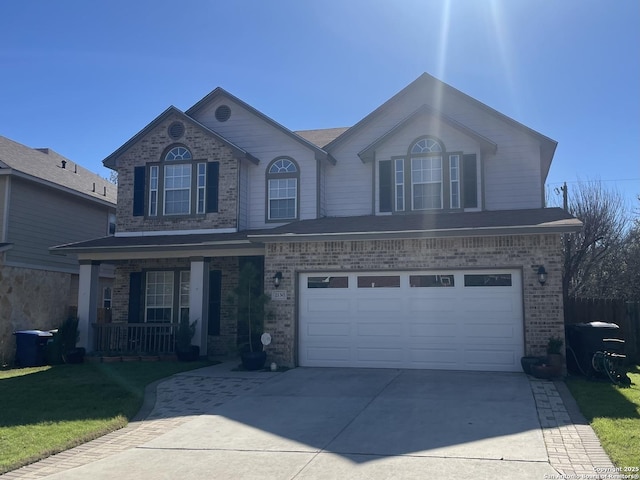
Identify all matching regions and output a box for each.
[14,330,54,367]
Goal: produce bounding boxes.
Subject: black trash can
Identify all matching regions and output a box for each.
[565,322,624,376]
[13,330,54,367]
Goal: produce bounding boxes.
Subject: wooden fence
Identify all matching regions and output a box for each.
[565,298,640,364]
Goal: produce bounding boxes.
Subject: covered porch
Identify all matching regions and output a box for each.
[51,231,266,357]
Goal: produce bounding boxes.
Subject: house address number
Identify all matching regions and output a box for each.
[271,290,287,301]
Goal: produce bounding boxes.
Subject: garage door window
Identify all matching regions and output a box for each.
[464,274,512,287]
[357,275,400,288]
[409,274,455,287]
[307,276,349,288]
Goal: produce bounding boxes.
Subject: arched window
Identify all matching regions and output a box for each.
[411,138,443,154]
[136,144,219,218]
[410,137,444,210]
[266,157,299,221]
[165,146,192,161]
[378,136,477,213]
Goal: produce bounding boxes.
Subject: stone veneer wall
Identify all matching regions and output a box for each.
[111,257,240,356]
[263,234,564,367]
[115,111,239,233]
[0,265,72,365]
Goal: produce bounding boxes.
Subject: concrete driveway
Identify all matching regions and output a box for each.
[45,367,557,479]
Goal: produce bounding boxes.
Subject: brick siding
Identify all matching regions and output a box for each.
[115,112,239,233]
[263,234,564,367]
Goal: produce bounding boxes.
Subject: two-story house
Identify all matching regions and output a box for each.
[0,135,116,364]
[54,73,581,372]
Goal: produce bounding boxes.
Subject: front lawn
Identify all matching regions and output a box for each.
[0,360,212,474]
[566,366,640,468]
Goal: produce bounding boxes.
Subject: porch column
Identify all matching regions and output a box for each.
[190,257,209,356]
[77,260,100,352]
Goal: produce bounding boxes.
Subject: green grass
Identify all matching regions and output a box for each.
[566,366,640,468]
[0,360,212,474]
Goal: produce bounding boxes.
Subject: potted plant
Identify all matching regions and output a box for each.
[176,314,199,361]
[546,335,564,368]
[229,262,270,370]
[47,316,85,364]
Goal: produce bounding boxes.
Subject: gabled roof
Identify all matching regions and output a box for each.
[325,73,557,179]
[0,135,116,206]
[102,106,259,170]
[186,87,335,165]
[248,208,582,242]
[357,105,498,163]
[295,127,350,148]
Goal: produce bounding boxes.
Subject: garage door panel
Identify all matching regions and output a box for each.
[409,347,459,366]
[464,348,518,368]
[306,322,351,337]
[357,347,404,362]
[357,323,402,336]
[464,324,517,339]
[356,298,402,312]
[299,270,523,372]
[462,296,515,313]
[409,323,457,338]
[306,346,351,362]
[306,298,352,313]
[408,298,455,313]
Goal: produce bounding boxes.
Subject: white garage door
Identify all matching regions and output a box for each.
[298,270,524,372]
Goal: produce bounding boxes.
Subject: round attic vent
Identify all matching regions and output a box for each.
[215,105,231,122]
[168,121,185,139]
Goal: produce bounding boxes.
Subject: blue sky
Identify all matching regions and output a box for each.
[1,0,638,216]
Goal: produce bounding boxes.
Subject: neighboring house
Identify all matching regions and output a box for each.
[53,73,581,372]
[0,136,117,365]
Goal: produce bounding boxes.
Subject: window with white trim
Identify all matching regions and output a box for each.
[411,156,442,210]
[149,166,158,216]
[377,137,478,212]
[145,271,174,322]
[144,270,190,323]
[196,163,206,214]
[266,157,299,221]
[134,145,220,218]
[395,158,404,211]
[103,287,112,308]
[450,154,460,209]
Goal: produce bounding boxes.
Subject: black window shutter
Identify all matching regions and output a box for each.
[208,270,222,335]
[462,154,478,209]
[128,272,143,323]
[133,166,146,216]
[206,162,219,213]
[379,160,392,213]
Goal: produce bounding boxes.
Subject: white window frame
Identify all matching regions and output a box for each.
[266,157,299,221]
[268,178,297,220]
[145,271,174,323]
[411,156,443,210]
[394,158,405,211]
[103,286,112,309]
[450,154,460,209]
[149,165,159,216]
[163,164,192,215]
[196,163,206,214]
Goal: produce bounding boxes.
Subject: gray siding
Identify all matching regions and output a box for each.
[6,177,114,271]
[0,176,8,241]
[192,98,320,228]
